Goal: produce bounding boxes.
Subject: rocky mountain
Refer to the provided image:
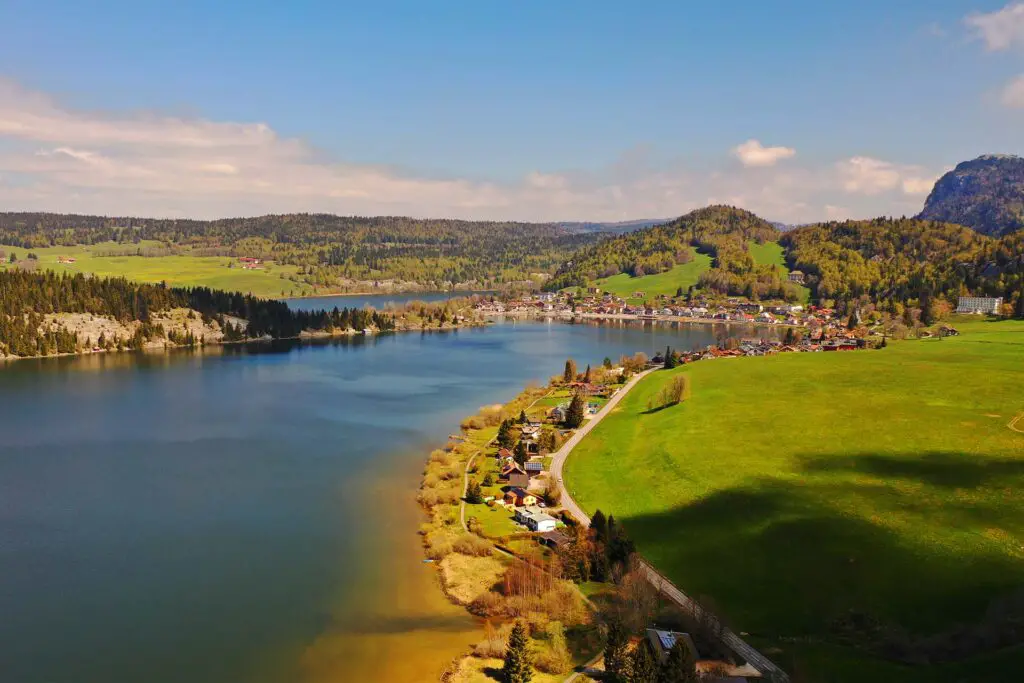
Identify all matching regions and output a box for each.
[918,154,1024,236]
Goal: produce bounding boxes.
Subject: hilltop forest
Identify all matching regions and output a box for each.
[0,213,598,290]
[548,206,1024,318]
[544,206,804,301]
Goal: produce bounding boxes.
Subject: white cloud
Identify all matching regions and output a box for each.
[965,3,1024,51]
[837,157,935,197]
[0,79,942,225]
[731,139,796,167]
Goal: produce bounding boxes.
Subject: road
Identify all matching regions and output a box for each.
[549,367,791,683]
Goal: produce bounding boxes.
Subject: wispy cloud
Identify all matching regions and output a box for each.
[731,139,796,167]
[965,2,1024,51]
[0,79,941,224]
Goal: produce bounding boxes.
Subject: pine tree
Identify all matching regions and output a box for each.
[664,346,677,369]
[603,357,613,369]
[656,639,697,682]
[497,419,515,449]
[466,480,483,504]
[514,440,528,467]
[604,619,631,683]
[590,509,608,544]
[629,641,658,683]
[1017,280,1024,319]
[563,358,578,383]
[519,409,527,424]
[584,364,592,383]
[503,621,532,683]
[565,391,586,428]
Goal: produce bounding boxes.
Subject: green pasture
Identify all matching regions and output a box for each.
[591,249,713,301]
[0,242,311,298]
[564,319,1024,681]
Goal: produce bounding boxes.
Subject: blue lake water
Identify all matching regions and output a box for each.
[0,319,772,683]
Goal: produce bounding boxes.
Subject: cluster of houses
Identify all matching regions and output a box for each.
[238,256,264,270]
[475,291,826,328]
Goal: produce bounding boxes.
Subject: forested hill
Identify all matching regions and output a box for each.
[0,212,598,289]
[544,205,801,299]
[781,217,1024,316]
[918,154,1024,236]
[0,269,394,358]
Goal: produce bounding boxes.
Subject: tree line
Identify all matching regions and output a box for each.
[0,269,395,357]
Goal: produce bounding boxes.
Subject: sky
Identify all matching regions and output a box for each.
[1,0,1024,223]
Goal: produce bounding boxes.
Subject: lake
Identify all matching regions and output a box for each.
[0,319,774,683]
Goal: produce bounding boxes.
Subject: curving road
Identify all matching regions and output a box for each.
[549,367,790,683]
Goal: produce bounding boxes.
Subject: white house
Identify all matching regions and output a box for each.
[514,506,557,532]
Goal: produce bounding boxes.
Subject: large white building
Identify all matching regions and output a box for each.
[956,296,1003,315]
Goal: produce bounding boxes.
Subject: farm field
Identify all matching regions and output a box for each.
[0,242,311,298]
[591,248,712,301]
[564,319,1024,682]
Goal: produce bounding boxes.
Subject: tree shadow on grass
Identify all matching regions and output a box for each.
[617,450,1024,652]
[798,451,1024,489]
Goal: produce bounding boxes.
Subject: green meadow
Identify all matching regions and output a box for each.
[591,248,713,301]
[748,240,811,303]
[0,242,312,298]
[564,319,1024,682]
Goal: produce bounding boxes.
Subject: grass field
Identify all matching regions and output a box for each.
[591,249,713,302]
[0,242,312,298]
[564,319,1024,682]
[749,240,811,303]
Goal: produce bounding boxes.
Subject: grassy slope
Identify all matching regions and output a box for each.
[564,319,1024,682]
[592,248,713,301]
[748,240,811,303]
[0,242,310,298]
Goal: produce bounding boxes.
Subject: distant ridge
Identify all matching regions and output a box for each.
[918,154,1024,236]
[557,218,668,235]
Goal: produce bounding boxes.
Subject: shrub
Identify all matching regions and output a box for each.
[454,533,493,557]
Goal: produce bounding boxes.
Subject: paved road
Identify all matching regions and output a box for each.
[550,368,790,683]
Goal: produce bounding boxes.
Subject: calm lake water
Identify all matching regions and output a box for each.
[0,320,773,683]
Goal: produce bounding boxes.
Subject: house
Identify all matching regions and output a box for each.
[500,464,529,489]
[788,270,806,284]
[524,461,543,476]
[645,629,699,665]
[632,291,646,299]
[587,286,602,294]
[514,505,557,532]
[549,405,567,422]
[57,256,77,264]
[520,424,542,440]
[956,296,1003,315]
[503,487,537,507]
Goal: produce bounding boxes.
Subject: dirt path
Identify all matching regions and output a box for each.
[550,367,791,683]
[1009,412,1024,434]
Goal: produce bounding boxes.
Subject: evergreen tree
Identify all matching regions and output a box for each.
[503,621,532,683]
[519,409,527,424]
[466,480,483,504]
[675,286,684,298]
[497,419,515,449]
[482,472,494,487]
[604,619,631,683]
[584,364,592,383]
[603,357,613,369]
[657,639,697,682]
[590,509,608,544]
[663,346,677,369]
[629,641,658,683]
[563,358,578,383]
[565,391,586,428]
[514,440,529,467]
[1017,281,1024,319]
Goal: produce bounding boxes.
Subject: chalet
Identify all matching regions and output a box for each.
[632,291,646,299]
[788,270,806,284]
[520,424,542,440]
[500,464,529,489]
[587,286,602,294]
[549,405,567,422]
[497,447,514,461]
[956,296,1003,315]
[503,487,537,507]
[524,461,544,476]
[645,629,699,665]
[514,505,557,532]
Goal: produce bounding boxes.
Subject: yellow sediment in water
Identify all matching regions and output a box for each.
[298,454,482,683]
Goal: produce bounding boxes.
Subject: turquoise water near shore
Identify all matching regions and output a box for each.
[0,320,774,682]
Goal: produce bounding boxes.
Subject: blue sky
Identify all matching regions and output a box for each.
[0,0,1023,222]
